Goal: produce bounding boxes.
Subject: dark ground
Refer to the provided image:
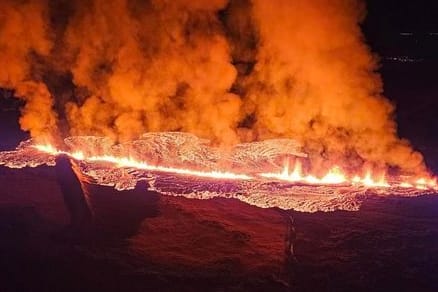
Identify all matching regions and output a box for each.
[1,164,438,292]
[2,2,438,291]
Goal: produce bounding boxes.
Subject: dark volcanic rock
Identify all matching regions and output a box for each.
[1,163,438,291]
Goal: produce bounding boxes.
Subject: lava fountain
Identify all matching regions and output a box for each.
[1,132,436,213]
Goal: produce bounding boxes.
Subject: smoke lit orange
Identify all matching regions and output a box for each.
[0,0,428,176]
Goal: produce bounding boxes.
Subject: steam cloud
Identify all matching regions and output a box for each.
[0,0,425,174]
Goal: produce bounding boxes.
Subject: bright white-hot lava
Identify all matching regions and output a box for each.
[33,141,437,191]
[33,144,253,181]
[0,133,437,213]
[260,159,436,190]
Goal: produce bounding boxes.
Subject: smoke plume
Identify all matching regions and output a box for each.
[0,0,426,173]
[0,0,58,142]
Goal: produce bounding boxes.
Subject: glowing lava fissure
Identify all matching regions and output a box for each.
[33,137,437,191]
[0,133,436,213]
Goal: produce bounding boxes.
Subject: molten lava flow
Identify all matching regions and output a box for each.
[32,141,437,191]
[260,160,349,185]
[1,134,437,213]
[259,159,436,190]
[34,144,253,181]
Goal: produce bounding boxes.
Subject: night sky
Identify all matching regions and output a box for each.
[363,0,438,172]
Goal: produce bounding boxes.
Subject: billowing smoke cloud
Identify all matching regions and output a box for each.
[0,0,58,143]
[0,0,426,173]
[61,0,241,145]
[241,0,424,173]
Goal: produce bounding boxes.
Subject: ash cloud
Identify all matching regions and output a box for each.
[0,0,426,173]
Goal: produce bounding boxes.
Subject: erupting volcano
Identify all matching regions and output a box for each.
[2,0,438,290]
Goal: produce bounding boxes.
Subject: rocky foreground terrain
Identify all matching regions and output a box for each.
[1,162,438,291]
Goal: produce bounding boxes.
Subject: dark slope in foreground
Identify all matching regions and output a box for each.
[1,164,438,291]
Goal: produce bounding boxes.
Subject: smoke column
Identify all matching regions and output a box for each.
[0,0,58,143]
[240,0,424,173]
[0,0,426,173]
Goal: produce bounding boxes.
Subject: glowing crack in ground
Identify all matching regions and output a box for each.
[0,132,436,212]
